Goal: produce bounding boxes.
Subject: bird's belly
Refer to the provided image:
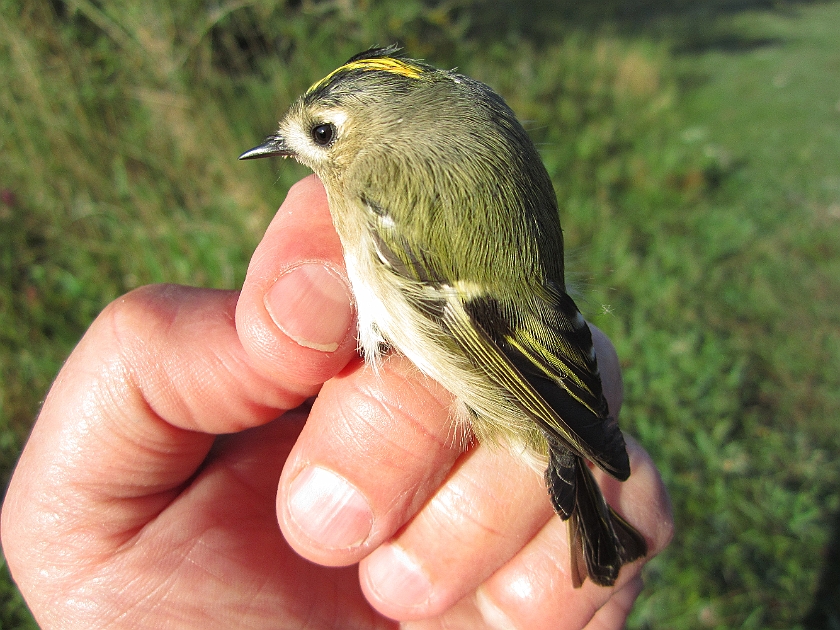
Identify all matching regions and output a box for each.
[343,248,444,377]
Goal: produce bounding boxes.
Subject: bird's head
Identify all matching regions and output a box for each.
[239,46,450,183]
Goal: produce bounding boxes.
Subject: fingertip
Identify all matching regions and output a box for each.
[361,543,434,616]
[609,435,675,557]
[277,356,461,569]
[283,464,374,555]
[583,576,644,630]
[263,262,354,353]
[589,323,623,418]
[285,172,327,206]
[237,176,357,391]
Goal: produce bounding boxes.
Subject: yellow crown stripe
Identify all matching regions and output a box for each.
[307,57,425,94]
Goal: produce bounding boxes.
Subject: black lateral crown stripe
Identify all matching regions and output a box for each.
[345,44,404,64]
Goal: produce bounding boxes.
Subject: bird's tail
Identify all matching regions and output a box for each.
[546,449,648,587]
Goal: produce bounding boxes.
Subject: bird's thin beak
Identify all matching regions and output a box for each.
[238,134,294,160]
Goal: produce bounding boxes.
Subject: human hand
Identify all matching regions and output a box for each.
[1,175,673,629]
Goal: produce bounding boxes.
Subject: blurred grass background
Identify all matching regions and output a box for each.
[2,0,839,627]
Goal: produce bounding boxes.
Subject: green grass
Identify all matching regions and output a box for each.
[626,6,840,626]
[2,1,839,628]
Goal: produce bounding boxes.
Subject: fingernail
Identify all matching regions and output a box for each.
[476,588,517,630]
[264,264,353,352]
[365,543,433,608]
[287,466,373,550]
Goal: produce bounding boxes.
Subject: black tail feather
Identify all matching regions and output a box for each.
[546,446,648,587]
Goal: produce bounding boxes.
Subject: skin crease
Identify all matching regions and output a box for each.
[1,175,673,629]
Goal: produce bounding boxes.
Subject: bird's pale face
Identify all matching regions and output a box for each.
[277,102,355,179]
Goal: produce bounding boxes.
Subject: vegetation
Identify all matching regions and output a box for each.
[2,1,839,627]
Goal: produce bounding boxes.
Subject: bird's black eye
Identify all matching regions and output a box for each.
[311,123,335,146]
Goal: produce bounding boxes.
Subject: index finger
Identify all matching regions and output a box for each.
[237,174,358,390]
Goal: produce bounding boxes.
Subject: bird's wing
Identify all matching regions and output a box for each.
[440,290,630,482]
[363,196,630,482]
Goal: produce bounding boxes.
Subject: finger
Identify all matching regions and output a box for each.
[465,438,672,629]
[277,355,467,566]
[589,324,623,417]
[399,439,668,629]
[236,174,357,391]
[399,576,644,630]
[356,433,671,623]
[583,576,644,630]
[359,442,554,620]
[596,434,675,557]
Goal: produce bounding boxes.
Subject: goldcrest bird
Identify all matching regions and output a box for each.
[240,45,647,587]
